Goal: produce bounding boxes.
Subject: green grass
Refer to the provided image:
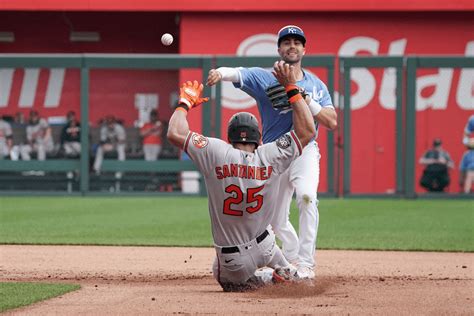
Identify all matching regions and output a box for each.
[0,197,472,251]
[0,197,211,246]
[0,282,80,312]
[315,199,473,251]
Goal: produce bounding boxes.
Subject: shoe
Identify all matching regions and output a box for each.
[297,266,315,279]
[254,267,274,285]
[272,265,299,283]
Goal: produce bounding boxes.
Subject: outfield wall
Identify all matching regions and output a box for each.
[180,12,474,195]
[0,6,473,195]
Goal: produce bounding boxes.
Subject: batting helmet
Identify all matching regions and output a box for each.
[227,112,261,147]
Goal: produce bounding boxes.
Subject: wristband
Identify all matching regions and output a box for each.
[288,93,303,104]
[175,102,190,113]
[286,89,300,99]
[308,99,323,116]
[285,84,299,92]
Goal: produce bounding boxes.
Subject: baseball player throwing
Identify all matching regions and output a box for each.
[207,25,338,279]
[167,61,316,291]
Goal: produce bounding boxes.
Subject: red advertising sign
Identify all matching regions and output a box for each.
[181,12,474,194]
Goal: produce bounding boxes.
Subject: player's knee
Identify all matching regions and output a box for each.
[296,191,317,205]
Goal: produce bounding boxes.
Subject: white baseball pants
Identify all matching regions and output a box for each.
[271,141,320,268]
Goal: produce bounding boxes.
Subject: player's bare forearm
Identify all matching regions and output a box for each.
[314,107,337,130]
[167,109,189,148]
[291,98,316,147]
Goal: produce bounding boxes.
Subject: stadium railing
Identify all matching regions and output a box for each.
[0,54,473,198]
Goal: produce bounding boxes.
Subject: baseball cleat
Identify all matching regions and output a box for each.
[272,266,299,283]
[254,267,274,285]
[296,266,315,279]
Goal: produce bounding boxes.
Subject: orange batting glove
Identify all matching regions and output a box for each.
[177,80,209,112]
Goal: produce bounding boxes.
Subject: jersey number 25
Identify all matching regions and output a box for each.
[223,185,264,216]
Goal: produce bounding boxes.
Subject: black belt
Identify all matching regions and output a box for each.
[221,230,269,254]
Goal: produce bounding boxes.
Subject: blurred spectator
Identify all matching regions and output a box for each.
[14,112,25,124]
[140,109,163,161]
[61,111,81,157]
[0,116,13,159]
[93,115,126,175]
[20,110,54,161]
[419,138,454,192]
[462,114,474,148]
[460,115,474,193]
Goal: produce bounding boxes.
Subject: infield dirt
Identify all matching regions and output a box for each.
[1,245,472,315]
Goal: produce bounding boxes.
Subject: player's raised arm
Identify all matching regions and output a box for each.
[167,81,209,148]
[272,61,315,148]
[206,68,240,86]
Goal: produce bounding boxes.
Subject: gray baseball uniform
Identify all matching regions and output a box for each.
[21,118,54,160]
[93,123,126,172]
[0,119,13,158]
[184,130,302,290]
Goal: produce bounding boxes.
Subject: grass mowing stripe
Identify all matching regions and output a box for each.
[0,197,472,251]
[304,199,474,251]
[0,282,80,312]
[0,197,212,246]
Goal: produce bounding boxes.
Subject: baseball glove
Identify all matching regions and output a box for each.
[265,83,290,110]
[265,83,308,111]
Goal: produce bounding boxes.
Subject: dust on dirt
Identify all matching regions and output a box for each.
[1,245,472,315]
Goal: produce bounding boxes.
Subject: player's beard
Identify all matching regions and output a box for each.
[281,51,302,65]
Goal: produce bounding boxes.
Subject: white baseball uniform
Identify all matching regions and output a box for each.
[233,67,334,269]
[184,130,302,291]
[0,119,13,159]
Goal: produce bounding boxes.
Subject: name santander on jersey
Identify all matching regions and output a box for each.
[215,164,273,180]
[184,131,301,246]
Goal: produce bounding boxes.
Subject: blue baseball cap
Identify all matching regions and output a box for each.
[277,25,306,47]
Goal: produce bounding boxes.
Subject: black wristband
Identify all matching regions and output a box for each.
[175,102,190,112]
[286,89,300,99]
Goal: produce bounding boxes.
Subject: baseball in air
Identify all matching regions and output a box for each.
[161,33,173,46]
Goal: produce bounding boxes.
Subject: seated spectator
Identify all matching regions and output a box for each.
[0,116,13,159]
[14,111,25,124]
[140,110,163,161]
[419,138,454,192]
[93,115,126,175]
[20,110,54,161]
[61,111,81,157]
[460,115,474,193]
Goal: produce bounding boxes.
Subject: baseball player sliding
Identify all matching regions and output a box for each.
[167,61,316,291]
[207,25,338,279]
